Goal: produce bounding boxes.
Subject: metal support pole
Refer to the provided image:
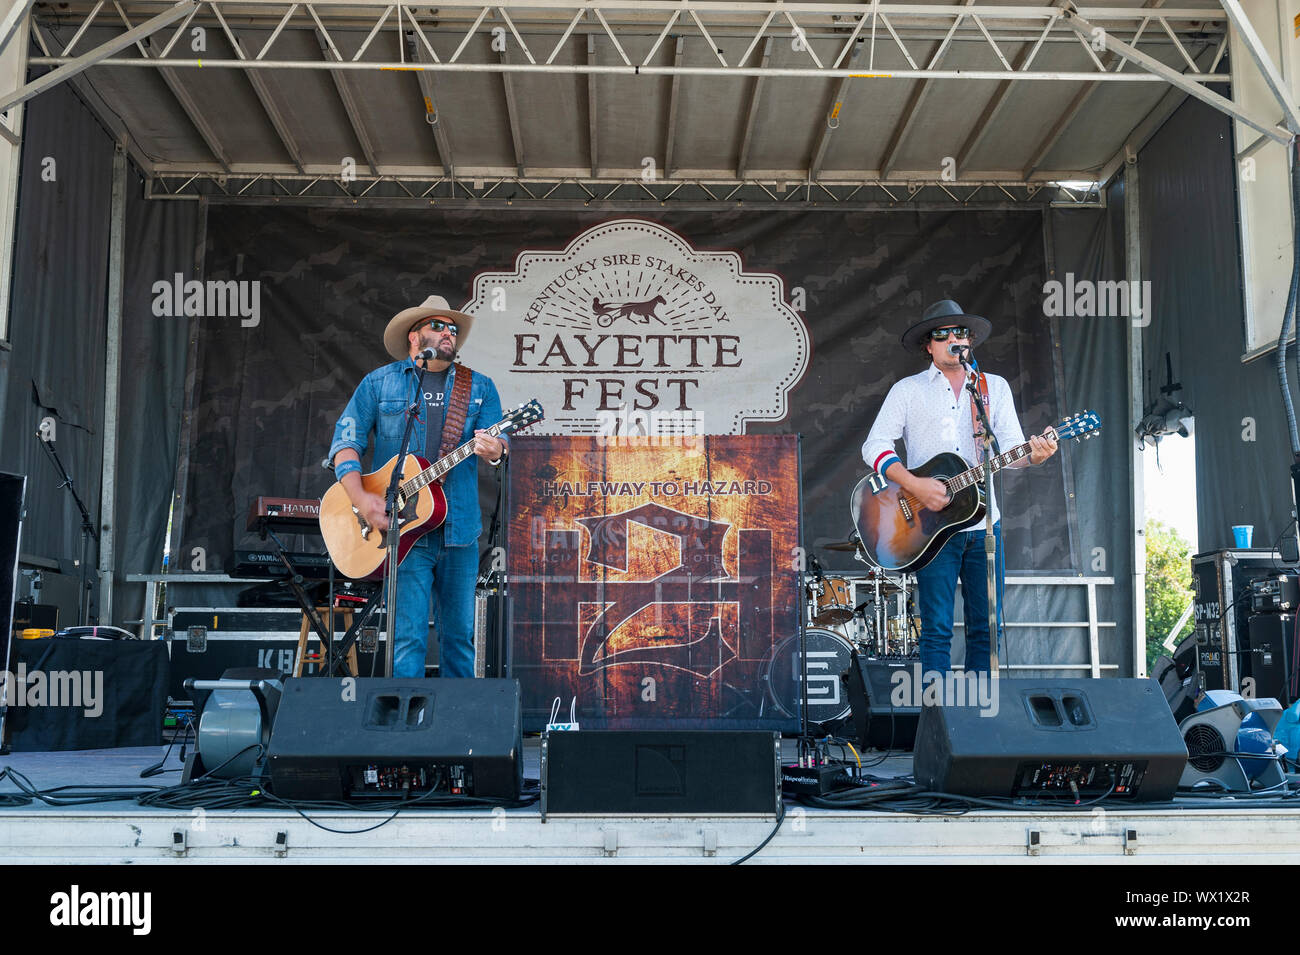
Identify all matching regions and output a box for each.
[0,0,28,342]
[1217,0,1300,133]
[1125,156,1147,678]
[98,145,127,624]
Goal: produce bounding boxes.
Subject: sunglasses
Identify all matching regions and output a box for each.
[928,326,970,341]
[417,318,458,336]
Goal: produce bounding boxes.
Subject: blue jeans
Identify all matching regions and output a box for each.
[914,524,1004,676]
[392,531,478,679]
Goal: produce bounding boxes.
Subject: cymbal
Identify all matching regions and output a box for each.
[822,539,862,552]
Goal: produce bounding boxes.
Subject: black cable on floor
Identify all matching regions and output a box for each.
[731,802,786,865]
[0,766,163,806]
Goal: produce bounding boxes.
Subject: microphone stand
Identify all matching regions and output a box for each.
[382,357,432,679]
[958,348,1001,678]
[37,434,98,626]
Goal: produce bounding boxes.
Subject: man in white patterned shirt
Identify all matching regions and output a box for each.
[861,300,1057,676]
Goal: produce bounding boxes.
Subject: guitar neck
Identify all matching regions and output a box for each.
[944,427,1055,493]
[401,422,509,497]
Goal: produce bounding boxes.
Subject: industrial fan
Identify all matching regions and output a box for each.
[1178,689,1287,791]
[181,669,283,782]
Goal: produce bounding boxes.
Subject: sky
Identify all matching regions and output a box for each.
[1142,433,1198,550]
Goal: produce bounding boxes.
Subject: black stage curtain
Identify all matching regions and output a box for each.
[0,83,112,582]
[1139,98,1300,555]
[0,83,196,628]
[1048,180,1134,676]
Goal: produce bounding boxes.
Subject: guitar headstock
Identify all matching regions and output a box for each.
[500,398,545,436]
[1054,410,1102,442]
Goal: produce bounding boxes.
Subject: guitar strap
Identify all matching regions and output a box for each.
[437,364,474,477]
[967,371,991,463]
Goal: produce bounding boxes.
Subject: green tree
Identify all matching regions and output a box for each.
[1146,518,1194,669]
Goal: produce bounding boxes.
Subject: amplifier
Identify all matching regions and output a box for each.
[540,731,781,817]
[1191,549,1282,693]
[913,678,1188,802]
[267,678,523,801]
[11,600,58,635]
[1249,575,1300,614]
[1245,613,1297,706]
[0,473,25,723]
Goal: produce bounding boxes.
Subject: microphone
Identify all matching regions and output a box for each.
[948,343,973,363]
[417,346,458,362]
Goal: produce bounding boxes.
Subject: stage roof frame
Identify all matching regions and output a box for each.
[4,0,1297,207]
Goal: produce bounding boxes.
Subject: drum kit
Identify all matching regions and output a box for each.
[807,535,919,658]
[762,533,920,728]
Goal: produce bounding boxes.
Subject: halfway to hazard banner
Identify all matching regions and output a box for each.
[507,434,802,730]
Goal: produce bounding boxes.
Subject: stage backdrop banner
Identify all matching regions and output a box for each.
[463,218,810,435]
[508,434,802,731]
[184,206,1063,585]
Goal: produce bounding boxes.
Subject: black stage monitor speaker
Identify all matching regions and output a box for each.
[843,653,921,751]
[913,678,1188,802]
[541,731,781,816]
[267,678,523,801]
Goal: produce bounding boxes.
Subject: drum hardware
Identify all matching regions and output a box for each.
[822,538,864,553]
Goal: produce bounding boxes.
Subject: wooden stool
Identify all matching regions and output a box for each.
[294,607,358,677]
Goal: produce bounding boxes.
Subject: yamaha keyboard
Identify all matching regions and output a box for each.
[233,549,335,579]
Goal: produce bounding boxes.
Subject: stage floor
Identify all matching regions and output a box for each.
[2,741,1299,864]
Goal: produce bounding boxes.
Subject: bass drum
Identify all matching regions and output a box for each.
[763,628,855,724]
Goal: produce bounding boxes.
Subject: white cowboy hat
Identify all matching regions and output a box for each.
[383,294,477,360]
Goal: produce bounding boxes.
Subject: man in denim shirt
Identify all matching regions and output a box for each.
[328,294,507,678]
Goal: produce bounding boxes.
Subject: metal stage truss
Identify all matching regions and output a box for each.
[2,1,1295,202]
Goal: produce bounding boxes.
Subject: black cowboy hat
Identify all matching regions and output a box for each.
[899,299,993,352]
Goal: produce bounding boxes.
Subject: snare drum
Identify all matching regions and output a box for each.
[763,628,855,723]
[809,576,854,625]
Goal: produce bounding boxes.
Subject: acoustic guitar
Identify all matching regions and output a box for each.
[319,399,544,579]
[850,410,1101,573]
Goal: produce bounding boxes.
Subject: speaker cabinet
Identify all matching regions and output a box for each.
[913,678,1187,802]
[541,731,781,816]
[1245,613,1296,706]
[843,653,921,751]
[267,678,522,801]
